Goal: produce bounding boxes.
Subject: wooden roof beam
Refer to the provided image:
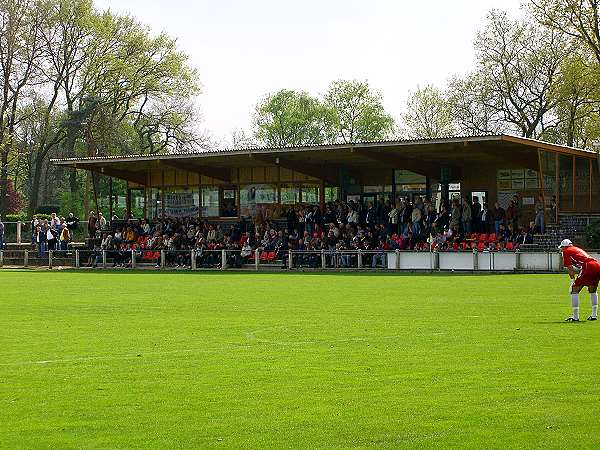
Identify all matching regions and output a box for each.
[353,149,460,180]
[159,159,231,182]
[80,164,147,185]
[250,154,342,184]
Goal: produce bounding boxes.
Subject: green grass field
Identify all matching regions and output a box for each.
[1,271,599,449]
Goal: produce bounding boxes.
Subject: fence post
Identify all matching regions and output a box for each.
[357,249,362,269]
[102,250,107,269]
[515,249,520,271]
[48,250,53,270]
[191,250,197,270]
[24,249,28,267]
[473,249,478,271]
[434,250,440,271]
[321,249,326,269]
[558,250,564,272]
[0,250,3,267]
[395,249,400,270]
[16,221,22,244]
[288,250,293,269]
[131,250,136,269]
[160,250,166,269]
[221,249,226,270]
[75,250,80,269]
[255,248,260,271]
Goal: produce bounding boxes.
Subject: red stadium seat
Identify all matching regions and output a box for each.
[267,251,276,261]
[488,233,497,242]
[452,242,459,251]
[477,242,486,252]
[260,251,269,261]
[506,242,514,251]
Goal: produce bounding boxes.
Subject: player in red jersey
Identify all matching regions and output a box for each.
[559,239,599,322]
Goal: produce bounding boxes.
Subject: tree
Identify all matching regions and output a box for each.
[547,52,600,147]
[323,80,394,143]
[401,85,455,139]
[0,0,48,216]
[471,10,568,139]
[447,74,506,136]
[253,89,332,147]
[529,0,600,64]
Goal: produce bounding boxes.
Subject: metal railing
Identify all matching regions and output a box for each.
[3,248,595,273]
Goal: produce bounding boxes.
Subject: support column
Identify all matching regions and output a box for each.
[109,177,113,221]
[161,171,165,219]
[126,188,132,220]
[16,222,21,244]
[48,250,53,270]
[537,149,547,230]
[572,155,576,210]
[319,179,325,211]
[75,250,80,268]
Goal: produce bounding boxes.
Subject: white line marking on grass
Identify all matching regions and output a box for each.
[2,330,410,366]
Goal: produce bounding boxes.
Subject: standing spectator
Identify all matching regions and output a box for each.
[461,197,472,235]
[59,224,71,252]
[0,216,4,250]
[46,225,57,251]
[506,200,518,232]
[492,202,506,236]
[449,199,461,232]
[87,211,97,239]
[534,194,545,233]
[50,213,60,231]
[471,196,482,232]
[36,225,47,257]
[66,213,79,239]
[388,202,399,235]
[98,212,107,230]
[411,204,422,236]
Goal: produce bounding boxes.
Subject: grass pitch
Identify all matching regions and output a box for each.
[1,271,600,449]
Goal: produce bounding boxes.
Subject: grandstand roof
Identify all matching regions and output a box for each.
[51,134,598,184]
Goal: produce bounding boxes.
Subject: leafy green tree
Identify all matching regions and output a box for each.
[529,0,600,64]
[471,10,568,139]
[323,80,394,143]
[254,89,332,147]
[401,85,455,139]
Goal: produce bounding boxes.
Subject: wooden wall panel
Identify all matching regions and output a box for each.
[239,167,252,183]
[280,167,293,182]
[164,170,175,186]
[265,166,278,182]
[252,167,266,183]
[176,170,189,186]
[151,170,162,187]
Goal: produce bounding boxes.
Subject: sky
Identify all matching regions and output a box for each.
[93,0,524,145]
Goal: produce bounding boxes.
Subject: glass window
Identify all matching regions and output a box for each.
[201,187,219,217]
[280,185,300,204]
[148,188,162,219]
[325,187,339,202]
[163,189,200,218]
[559,155,573,211]
[394,169,426,184]
[240,184,277,216]
[301,185,319,204]
[575,158,590,211]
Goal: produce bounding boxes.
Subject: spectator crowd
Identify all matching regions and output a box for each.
[71,193,545,269]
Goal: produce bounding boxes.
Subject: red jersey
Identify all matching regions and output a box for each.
[562,246,597,269]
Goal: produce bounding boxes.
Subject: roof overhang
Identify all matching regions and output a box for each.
[51,134,598,185]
